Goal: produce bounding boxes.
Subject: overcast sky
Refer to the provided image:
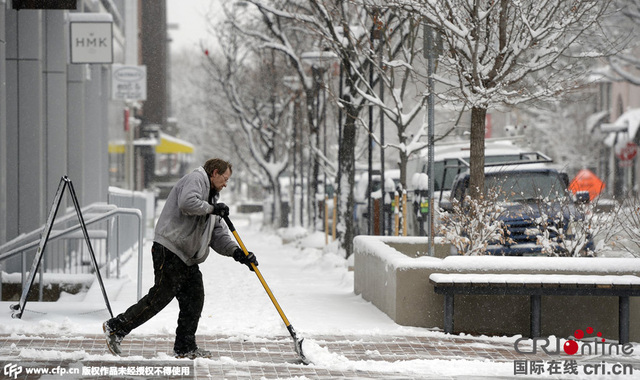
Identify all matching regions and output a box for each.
[166,0,222,52]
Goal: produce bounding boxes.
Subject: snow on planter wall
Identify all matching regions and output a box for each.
[353,235,640,341]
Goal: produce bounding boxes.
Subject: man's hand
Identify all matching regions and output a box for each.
[233,248,258,271]
[211,202,229,217]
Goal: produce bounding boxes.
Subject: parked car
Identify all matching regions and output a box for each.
[440,156,592,256]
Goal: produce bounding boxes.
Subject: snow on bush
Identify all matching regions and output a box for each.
[607,195,640,258]
[438,190,510,256]
[532,197,592,257]
[438,188,620,257]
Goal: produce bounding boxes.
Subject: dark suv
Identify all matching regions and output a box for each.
[440,157,591,256]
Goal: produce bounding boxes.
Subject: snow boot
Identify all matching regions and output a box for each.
[103,321,124,356]
[174,347,213,360]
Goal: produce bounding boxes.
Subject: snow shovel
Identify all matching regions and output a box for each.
[223,216,308,364]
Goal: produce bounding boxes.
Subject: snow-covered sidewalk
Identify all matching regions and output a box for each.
[0,213,638,378]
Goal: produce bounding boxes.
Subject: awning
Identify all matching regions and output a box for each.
[586,110,609,134]
[603,109,640,148]
[155,132,194,154]
[108,141,125,154]
[108,133,194,154]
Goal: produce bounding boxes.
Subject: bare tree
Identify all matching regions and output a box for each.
[390,0,613,198]
[521,95,604,175]
[233,0,380,256]
[234,1,445,255]
[611,195,640,257]
[607,0,640,84]
[350,7,429,189]
[204,13,293,227]
[211,0,613,254]
[226,0,338,231]
[171,48,234,164]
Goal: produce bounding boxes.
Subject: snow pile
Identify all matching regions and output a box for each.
[301,338,513,377]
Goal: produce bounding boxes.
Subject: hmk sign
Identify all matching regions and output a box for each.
[69,15,113,64]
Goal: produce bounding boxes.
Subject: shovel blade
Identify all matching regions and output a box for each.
[288,325,309,364]
[294,337,309,365]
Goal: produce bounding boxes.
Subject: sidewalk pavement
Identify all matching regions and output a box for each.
[2,332,637,379]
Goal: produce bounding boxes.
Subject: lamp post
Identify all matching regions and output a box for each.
[377,19,385,236]
[367,12,383,235]
[424,23,442,255]
[367,50,374,235]
[301,50,338,230]
[283,75,302,227]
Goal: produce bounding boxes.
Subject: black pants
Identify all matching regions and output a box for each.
[107,242,205,353]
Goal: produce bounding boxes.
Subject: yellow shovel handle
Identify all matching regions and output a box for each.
[225,217,292,327]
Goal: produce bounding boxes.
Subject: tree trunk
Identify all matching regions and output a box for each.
[304,84,319,230]
[469,107,487,199]
[338,106,357,258]
[399,152,408,190]
[269,174,283,228]
[274,179,284,228]
[313,130,320,229]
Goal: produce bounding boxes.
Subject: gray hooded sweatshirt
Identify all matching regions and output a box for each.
[154,166,238,266]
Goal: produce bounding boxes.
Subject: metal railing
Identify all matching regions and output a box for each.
[0,203,145,303]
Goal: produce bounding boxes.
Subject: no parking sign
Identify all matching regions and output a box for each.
[616,141,638,165]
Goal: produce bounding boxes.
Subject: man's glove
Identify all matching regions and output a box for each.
[211,202,229,217]
[233,248,258,271]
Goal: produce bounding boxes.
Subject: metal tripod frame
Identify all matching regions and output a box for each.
[10,176,113,319]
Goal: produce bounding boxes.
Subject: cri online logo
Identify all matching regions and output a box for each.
[514,326,635,356]
[564,327,602,355]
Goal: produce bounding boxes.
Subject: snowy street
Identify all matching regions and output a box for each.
[5,1,640,378]
[0,212,639,378]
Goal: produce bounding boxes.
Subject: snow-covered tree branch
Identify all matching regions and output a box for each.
[389,0,613,199]
[204,11,292,227]
[606,0,640,85]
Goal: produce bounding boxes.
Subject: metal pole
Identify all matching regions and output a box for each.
[292,96,298,227]
[427,27,436,256]
[116,215,120,278]
[300,121,305,227]
[379,35,385,236]
[367,59,374,235]
[322,69,327,195]
[322,69,328,232]
[314,66,321,230]
[338,64,343,165]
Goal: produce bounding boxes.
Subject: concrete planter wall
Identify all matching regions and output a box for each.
[353,236,640,342]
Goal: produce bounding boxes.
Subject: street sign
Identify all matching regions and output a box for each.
[69,13,113,64]
[568,169,605,201]
[423,24,443,59]
[112,64,147,101]
[616,141,638,162]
